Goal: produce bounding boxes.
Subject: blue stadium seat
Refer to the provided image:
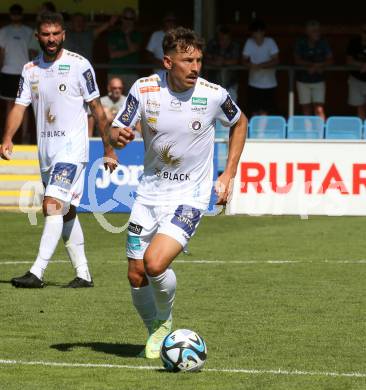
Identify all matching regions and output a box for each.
[325,117,363,139]
[248,116,286,139]
[287,116,324,139]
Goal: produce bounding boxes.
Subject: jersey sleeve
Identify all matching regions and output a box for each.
[112,81,141,128]
[242,39,251,58]
[146,32,157,53]
[215,87,241,127]
[269,38,279,56]
[15,67,31,107]
[78,59,100,102]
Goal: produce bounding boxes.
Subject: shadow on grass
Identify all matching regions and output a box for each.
[0,279,12,284]
[50,342,145,358]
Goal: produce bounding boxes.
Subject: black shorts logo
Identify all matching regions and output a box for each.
[128,222,143,235]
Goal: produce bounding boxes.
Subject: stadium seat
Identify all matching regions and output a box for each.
[287,116,324,139]
[325,116,363,139]
[248,116,286,139]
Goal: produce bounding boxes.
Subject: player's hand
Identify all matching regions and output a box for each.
[103,146,119,172]
[0,139,13,160]
[215,171,234,205]
[109,127,135,149]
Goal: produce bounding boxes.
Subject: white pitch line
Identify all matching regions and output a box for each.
[0,260,68,265]
[1,259,366,266]
[0,359,365,378]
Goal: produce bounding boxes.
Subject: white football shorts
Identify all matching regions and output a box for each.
[126,201,204,259]
[41,162,86,207]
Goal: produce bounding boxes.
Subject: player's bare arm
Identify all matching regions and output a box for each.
[0,104,27,160]
[88,97,118,172]
[216,112,248,205]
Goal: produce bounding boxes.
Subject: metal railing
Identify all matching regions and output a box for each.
[94,63,360,117]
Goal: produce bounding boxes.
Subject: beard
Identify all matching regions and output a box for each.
[39,39,63,59]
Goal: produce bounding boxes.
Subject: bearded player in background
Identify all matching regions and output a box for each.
[0,12,118,288]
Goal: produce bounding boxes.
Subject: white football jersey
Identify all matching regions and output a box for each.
[113,72,241,210]
[16,49,100,172]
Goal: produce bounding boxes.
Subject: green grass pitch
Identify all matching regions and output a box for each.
[0,211,366,389]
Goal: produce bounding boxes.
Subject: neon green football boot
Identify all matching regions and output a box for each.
[145,318,172,359]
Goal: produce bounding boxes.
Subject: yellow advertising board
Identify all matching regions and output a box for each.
[0,0,138,15]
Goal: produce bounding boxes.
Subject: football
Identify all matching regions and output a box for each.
[160,329,207,372]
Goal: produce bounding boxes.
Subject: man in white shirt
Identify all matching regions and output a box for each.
[146,12,177,73]
[110,27,247,359]
[242,19,279,116]
[88,77,127,136]
[0,4,33,142]
[0,12,118,288]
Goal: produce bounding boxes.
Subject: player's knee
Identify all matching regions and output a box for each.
[42,197,63,216]
[143,254,165,277]
[128,269,147,287]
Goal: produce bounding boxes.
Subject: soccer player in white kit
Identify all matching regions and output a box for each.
[0,12,118,288]
[110,27,247,358]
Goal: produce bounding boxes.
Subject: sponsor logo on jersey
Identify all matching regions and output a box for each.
[30,81,39,93]
[117,94,139,126]
[199,81,218,90]
[50,162,77,190]
[82,68,96,94]
[147,116,157,125]
[169,98,182,111]
[139,86,160,93]
[146,109,160,116]
[41,130,66,138]
[158,144,182,167]
[171,205,201,237]
[58,64,70,71]
[191,106,207,114]
[127,236,141,251]
[46,108,56,123]
[128,222,143,235]
[16,76,24,98]
[155,169,190,181]
[221,95,238,121]
[147,99,160,109]
[45,68,55,78]
[140,76,159,83]
[59,83,67,92]
[189,119,202,133]
[192,97,207,106]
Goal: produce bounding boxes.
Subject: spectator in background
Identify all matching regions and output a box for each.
[146,12,177,72]
[0,4,33,143]
[205,25,241,102]
[88,77,126,137]
[29,1,56,57]
[294,20,333,120]
[347,23,366,120]
[242,20,279,116]
[108,7,143,93]
[64,13,118,61]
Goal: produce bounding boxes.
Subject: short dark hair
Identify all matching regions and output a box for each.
[163,27,204,54]
[249,19,266,32]
[9,4,23,15]
[37,11,64,31]
[41,2,56,12]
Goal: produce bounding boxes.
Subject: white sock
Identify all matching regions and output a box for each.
[147,268,176,321]
[62,216,91,282]
[131,284,157,333]
[30,215,64,279]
